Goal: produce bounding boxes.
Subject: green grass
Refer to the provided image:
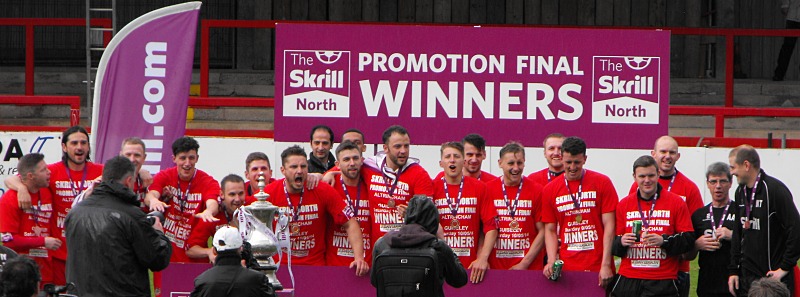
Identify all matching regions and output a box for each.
[689,258,699,297]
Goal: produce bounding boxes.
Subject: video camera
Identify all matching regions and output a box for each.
[145,211,165,226]
[43,282,76,297]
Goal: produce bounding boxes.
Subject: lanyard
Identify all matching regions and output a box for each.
[381,159,402,198]
[442,177,464,218]
[564,170,584,209]
[662,170,677,192]
[636,189,659,229]
[501,177,523,219]
[283,180,304,222]
[709,201,731,234]
[63,161,88,197]
[340,178,362,216]
[743,172,762,221]
[176,168,196,214]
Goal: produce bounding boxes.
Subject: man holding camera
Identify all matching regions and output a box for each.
[65,156,172,297]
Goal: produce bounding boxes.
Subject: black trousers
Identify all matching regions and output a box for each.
[774,20,800,80]
[609,275,679,297]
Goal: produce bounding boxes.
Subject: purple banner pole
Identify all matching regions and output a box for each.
[275,24,670,149]
[90,2,201,172]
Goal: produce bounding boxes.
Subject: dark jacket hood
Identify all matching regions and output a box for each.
[383,195,439,248]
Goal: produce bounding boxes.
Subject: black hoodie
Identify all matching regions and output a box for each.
[371,196,468,296]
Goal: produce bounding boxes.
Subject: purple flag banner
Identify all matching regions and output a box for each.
[90,2,201,172]
[275,24,669,149]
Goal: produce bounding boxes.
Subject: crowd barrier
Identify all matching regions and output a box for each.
[161,263,606,297]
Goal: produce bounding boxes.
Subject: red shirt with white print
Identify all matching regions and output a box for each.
[326,174,372,266]
[266,179,352,266]
[616,189,693,280]
[433,176,498,267]
[48,161,103,260]
[150,167,220,262]
[361,154,434,248]
[541,170,618,272]
[0,188,54,283]
[485,176,545,270]
[628,170,703,272]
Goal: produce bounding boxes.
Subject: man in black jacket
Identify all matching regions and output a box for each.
[191,225,274,297]
[371,195,468,297]
[727,145,800,296]
[65,156,171,297]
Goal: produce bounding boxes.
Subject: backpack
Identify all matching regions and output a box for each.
[373,240,440,297]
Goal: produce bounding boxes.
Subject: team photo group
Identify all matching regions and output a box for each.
[1,124,798,297]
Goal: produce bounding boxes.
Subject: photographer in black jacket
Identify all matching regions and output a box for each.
[65,156,171,297]
[191,226,275,297]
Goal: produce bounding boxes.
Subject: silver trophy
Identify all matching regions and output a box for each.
[243,172,283,290]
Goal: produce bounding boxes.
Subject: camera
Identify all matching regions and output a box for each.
[43,282,76,297]
[146,211,165,225]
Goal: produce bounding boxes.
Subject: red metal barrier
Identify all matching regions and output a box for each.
[185,96,274,138]
[0,18,112,96]
[0,95,81,131]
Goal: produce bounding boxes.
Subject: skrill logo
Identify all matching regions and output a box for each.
[591,56,660,124]
[283,50,350,117]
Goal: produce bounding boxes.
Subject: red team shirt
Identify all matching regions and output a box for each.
[433,176,498,267]
[527,168,563,188]
[434,170,497,183]
[327,175,372,266]
[48,161,103,261]
[616,190,693,280]
[266,180,352,266]
[150,167,220,263]
[362,157,434,247]
[541,170,618,272]
[627,170,703,272]
[0,189,54,283]
[485,177,544,270]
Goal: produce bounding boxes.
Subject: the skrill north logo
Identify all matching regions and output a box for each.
[591,56,660,124]
[283,50,350,117]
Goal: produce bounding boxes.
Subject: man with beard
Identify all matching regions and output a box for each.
[0,153,59,287]
[4,126,103,286]
[186,174,254,263]
[145,136,221,263]
[434,141,498,283]
[361,125,434,247]
[435,134,496,183]
[265,146,368,275]
[528,133,565,188]
[727,145,800,296]
[628,136,703,297]
[485,142,544,270]
[308,125,336,174]
[326,141,372,273]
[688,162,738,297]
[610,155,694,297]
[542,136,618,288]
